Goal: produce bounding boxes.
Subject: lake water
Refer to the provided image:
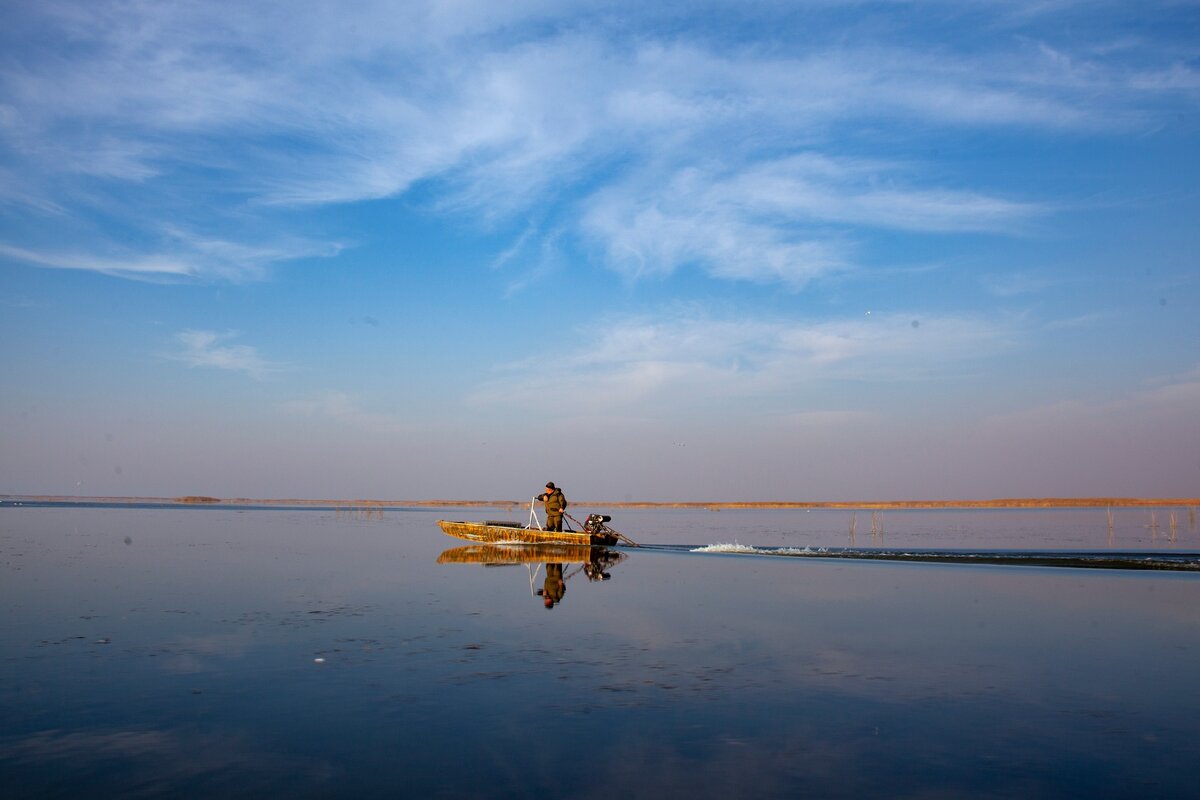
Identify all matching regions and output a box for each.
[2,505,1200,798]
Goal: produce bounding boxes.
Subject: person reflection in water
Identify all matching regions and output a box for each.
[535,551,617,608]
[537,563,566,609]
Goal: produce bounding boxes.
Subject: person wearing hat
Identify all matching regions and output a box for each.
[537,481,567,531]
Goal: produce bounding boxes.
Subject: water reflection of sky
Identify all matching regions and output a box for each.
[3,507,1199,797]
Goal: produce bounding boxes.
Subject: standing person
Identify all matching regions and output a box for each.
[538,482,567,531]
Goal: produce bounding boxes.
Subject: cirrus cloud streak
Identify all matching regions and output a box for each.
[167,330,279,378]
[468,310,1021,416]
[2,1,1193,284]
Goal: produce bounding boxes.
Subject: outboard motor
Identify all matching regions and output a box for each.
[584,513,612,534]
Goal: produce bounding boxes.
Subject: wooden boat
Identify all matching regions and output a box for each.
[437,543,615,565]
[437,519,619,547]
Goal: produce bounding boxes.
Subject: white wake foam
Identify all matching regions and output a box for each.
[690,542,829,556]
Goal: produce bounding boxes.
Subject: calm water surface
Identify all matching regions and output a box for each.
[2,506,1199,798]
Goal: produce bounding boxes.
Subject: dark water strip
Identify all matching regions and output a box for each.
[632,543,1200,572]
[0,499,438,512]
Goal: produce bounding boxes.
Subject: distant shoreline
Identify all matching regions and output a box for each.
[3,495,1198,510]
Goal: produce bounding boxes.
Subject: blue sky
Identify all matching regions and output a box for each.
[1,0,1198,501]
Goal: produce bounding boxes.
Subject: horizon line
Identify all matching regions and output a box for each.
[4,495,1199,510]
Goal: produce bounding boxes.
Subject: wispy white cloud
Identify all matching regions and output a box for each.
[582,183,852,286]
[0,243,196,279]
[1,1,1190,285]
[168,330,278,378]
[0,230,343,283]
[468,309,1022,415]
[490,222,540,271]
[154,226,347,282]
[583,155,1036,285]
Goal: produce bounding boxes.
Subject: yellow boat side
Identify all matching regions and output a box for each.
[437,520,615,546]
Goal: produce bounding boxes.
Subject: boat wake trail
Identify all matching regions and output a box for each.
[673,542,1200,571]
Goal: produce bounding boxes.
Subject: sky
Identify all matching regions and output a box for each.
[1,0,1198,502]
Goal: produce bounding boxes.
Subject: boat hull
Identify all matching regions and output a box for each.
[437,519,617,546]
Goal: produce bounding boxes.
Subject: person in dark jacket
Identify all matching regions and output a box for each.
[538,482,567,531]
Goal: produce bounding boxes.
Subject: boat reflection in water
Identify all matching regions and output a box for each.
[437,544,627,609]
